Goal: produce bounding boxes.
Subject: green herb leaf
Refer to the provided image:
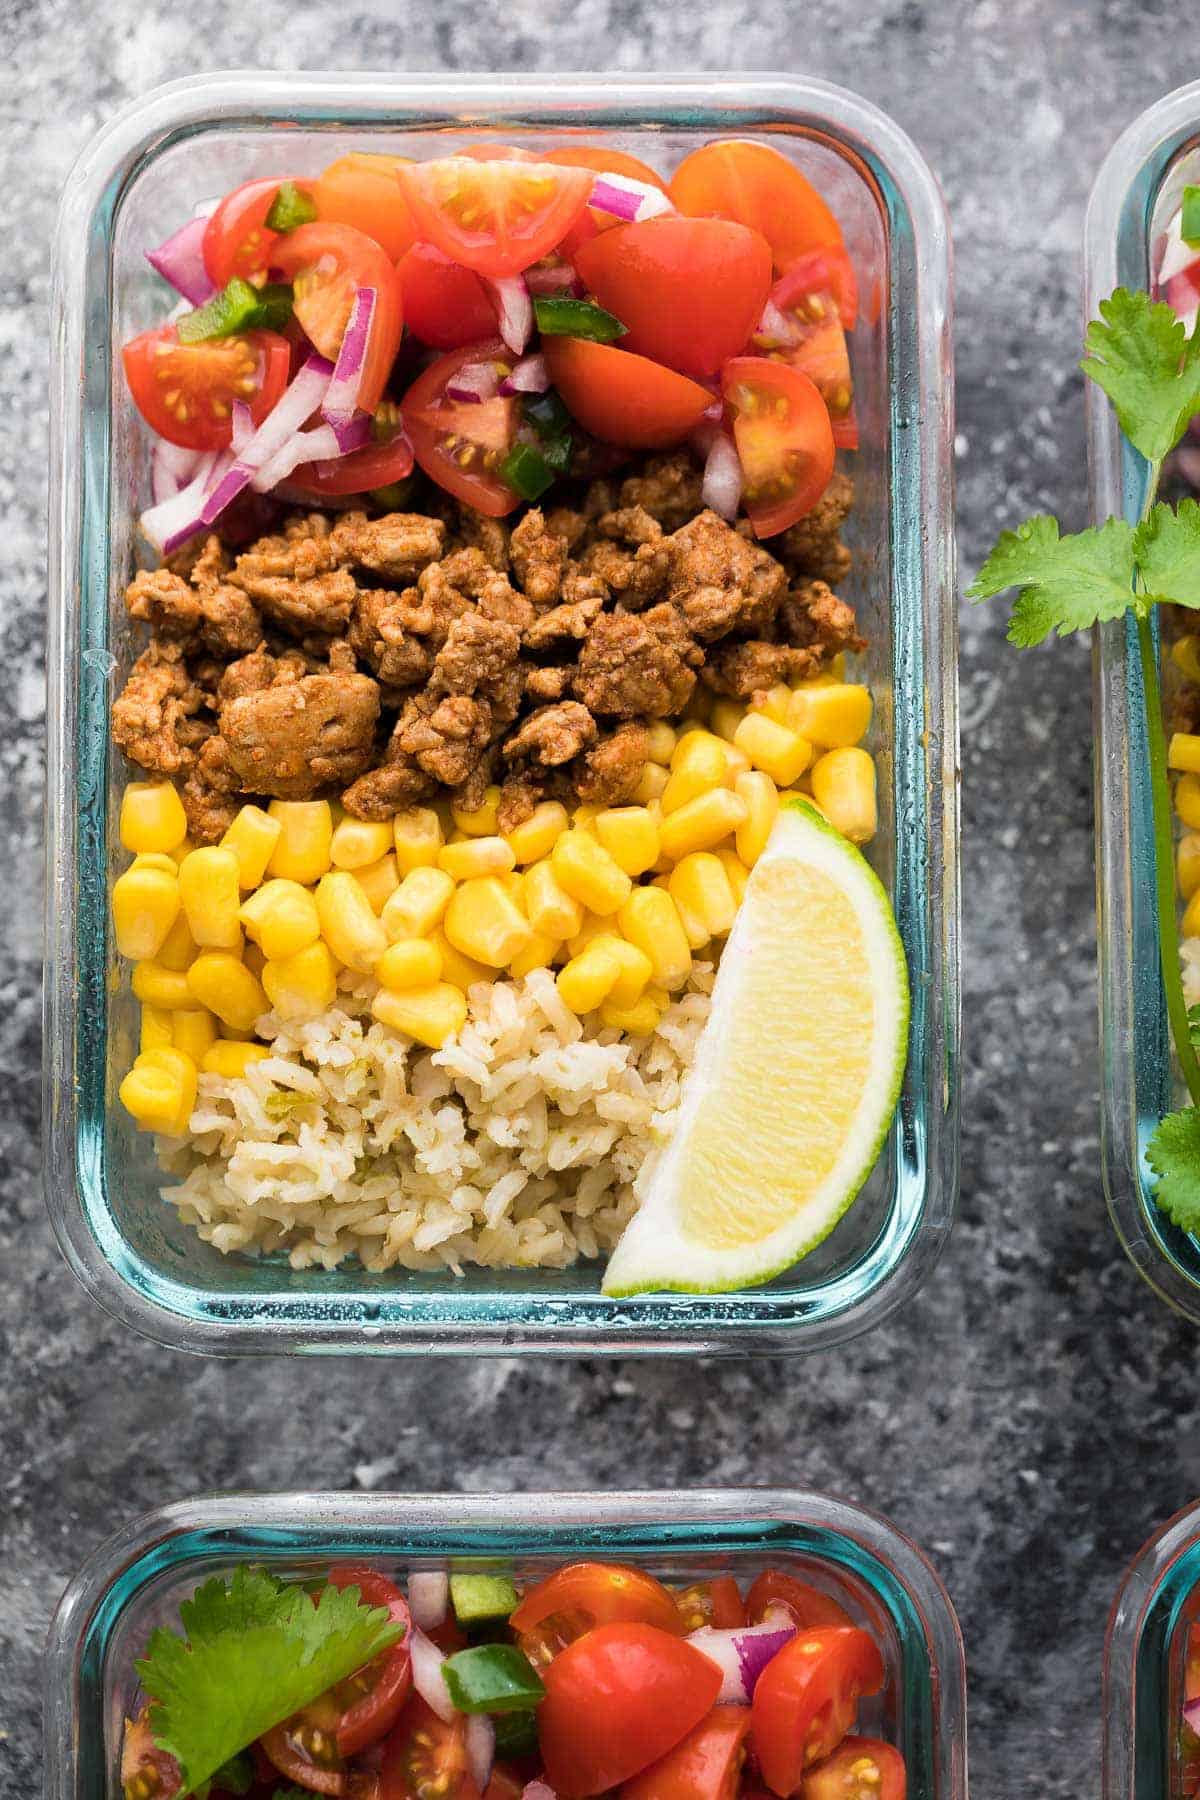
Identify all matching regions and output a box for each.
[1183,186,1200,247]
[265,182,317,233]
[1147,1105,1200,1231]
[137,1567,402,1796]
[1081,287,1200,463]
[966,514,1137,645]
[1188,1003,1200,1050]
[532,297,627,342]
[1133,499,1200,609]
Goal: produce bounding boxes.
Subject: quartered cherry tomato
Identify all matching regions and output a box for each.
[397,244,499,349]
[746,1572,854,1634]
[619,1705,750,1800]
[122,325,291,452]
[202,176,317,287]
[273,222,404,413]
[381,1695,481,1800]
[783,245,858,332]
[396,158,593,277]
[538,1623,723,1797]
[511,1561,685,1667]
[801,1737,906,1800]
[574,216,772,379]
[541,337,714,451]
[755,268,855,447]
[314,154,419,262]
[721,356,835,539]
[750,1628,885,1797]
[290,399,414,499]
[672,1577,746,1633]
[669,140,845,274]
[401,339,519,516]
[121,1707,182,1800]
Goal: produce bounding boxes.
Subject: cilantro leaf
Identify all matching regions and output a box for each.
[1081,287,1200,463]
[1147,1106,1200,1231]
[1189,1004,1200,1050]
[137,1567,402,1796]
[1133,499,1200,609]
[966,514,1136,645]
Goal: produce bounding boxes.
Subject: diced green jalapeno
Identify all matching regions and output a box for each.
[492,1711,540,1759]
[176,279,293,343]
[265,181,318,233]
[450,1572,520,1624]
[500,443,556,502]
[521,390,572,439]
[532,297,627,342]
[441,1644,545,1714]
[540,434,573,475]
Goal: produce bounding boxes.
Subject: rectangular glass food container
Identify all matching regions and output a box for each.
[43,1487,968,1800]
[1088,80,1200,1321]
[46,71,959,1355]
[1104,1499,1200,1799]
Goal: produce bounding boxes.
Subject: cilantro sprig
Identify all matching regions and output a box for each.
[968,286,1200,1228]
[137,1567,403,1797]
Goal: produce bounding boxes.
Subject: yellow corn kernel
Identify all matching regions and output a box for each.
[1180,832,1200,902]
[508,930,559,977]
[1170,732,1200,775]
[355,853,400,915]
[431,930,491,992]
[266,800,334,884]
[662,731,729,813]
[178,846,243,950]
[599,993,665,1035]
[169,839,195,867]
[567,912,614,957]
[262,941,338,1021]
[128,852,179,875]
[557,938,624,1014]
[316,872,388,974]
[239,879,321,962]
[758,683,795,725]
[438,835,516,881]
[717,847,751,906]
[811,748,877,844]
[595,806,660,877]
[119,780,188,854]
[140,1046,197,1136]
[372,981,467,1048]
[119,1061,184,1135]
[658,788,748,861]
[444,876,531,968]
[710,699,746,744]
[393,805,445,873]
[735,713,814,787]
[221,805,283,888]
[331,816,394,872]
[572,803,602,832]
[1177,773,1200,830]
[131,961,193,1010]
[617,886,693,991]
[632,761,669,804]
[383,866,456,940]
[451,784,502,836]
[787,682,873,749]
[645,720,677,765]
[186,952,267,1031]
[376,937,443,990]
[1173,635,1200,686]
[112,863,181,960]
[600,934,654,1007]
[722,743,751,780]
[139,1004,174,1054]
[155,912,198,972]
[1185,887,1200,938]
[172,1007,218,1062]
[552,829,632,916]
[505,801,569,865]
[669,853,737,947]
[735,769,780,866]
[202,1040,271,1078]
[498,869,526,907]
[525,860,585,941]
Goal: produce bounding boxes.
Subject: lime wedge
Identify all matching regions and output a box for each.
[602,797,909,1296]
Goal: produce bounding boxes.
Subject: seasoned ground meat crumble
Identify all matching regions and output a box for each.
[112,453,863,843]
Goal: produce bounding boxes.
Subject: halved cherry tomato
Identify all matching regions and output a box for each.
[381,1696,481,1800]
[801,1737,906,1800]
[202,177,317,288]
[746,1572,854,1634]
[327,1567,414,1756]
[672,1577,746,1633]
[401,339,519,517]
[721,356,835,539]
[750,1628,885,1797]
[542,337,714,451]
[122,325,291,452]
[538,1623,723,1797]
[620,1705,750,1800]
[397,244,498,349]
[291,400,415,498]
[121,1707,182,1800]
[315,154,418,261]
[782,246,858,333]
[512,1561,685,1667]
[396,158,593,278]
[669,140,844,274]
[546,146,671,255]
[273,223,404,412]
[755,267,855,441]
[574,217,772,379]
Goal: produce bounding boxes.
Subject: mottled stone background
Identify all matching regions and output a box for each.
[4,4,1200,1795]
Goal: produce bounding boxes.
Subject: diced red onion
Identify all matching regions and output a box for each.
[139,450,221,553]
[465,1713,495,1792]
[525,262,584,298]
[410,1627,457,1723]
[700,432,743,521]
[231,401,254,456]
[587,173,674,224]
[488,274,533,355]
[198,353,336,523]
[1159,210,1200,287]
[150,440,205,505]
[446,361,502,403]
[250,424,345,493]
[1185,1696,1200,1736]
[499,354,550,396]
[407,1572,449,1631]
[687,1623,796,1704]
[322,287,377,444]
[522,1783,557,1800]
[145,216,216,307]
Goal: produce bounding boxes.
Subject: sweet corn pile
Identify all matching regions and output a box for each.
[114,674,878,1140]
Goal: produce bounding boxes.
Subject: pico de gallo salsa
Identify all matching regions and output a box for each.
[125,137,857,554]
[119,1561,905,1800]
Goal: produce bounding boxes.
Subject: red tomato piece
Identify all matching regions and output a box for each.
[620,1705,750,1800]
[538,1623,723,1797]
[512,1561,685,1666]
[401,339,520,517]
[290,400,414,498]
[397,244,499,349]
[381,1696,481,1800]
[721,356,835,539]
[202,176,316,288]
[121,1708,182,1800]
[545,146,670,254]
[315,153,419,261]
[782,246,858,333]
[800,1737,906,1800]
[672,1578,746,1633]
[746,1572,854,1634]
[327,1567,414,1757]
[756,267,855,437]
[482,1769,525,1800]
[750,1628,885,1796]
[669,140,844,274]
[396,158,593,277]
[541,338,715,451]
[122,325,291,452]
[574,216,772,379]
[272,222,404,413]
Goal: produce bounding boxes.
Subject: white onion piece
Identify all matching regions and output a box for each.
[500,353,550,395]
[525,262,582,298]
[410,1627,457,1723]
[446,361,502,403]
[522,1783,557,1800]
[756,297,793,345]
[140,450,221,553]
[250,424,344,493]
[150,440,204,505]
[465,1713,495,1792]
[408,1571,449,1631]
[700,432,743,521]
[489,275,533,355]
[323,286,377,444]
[231,401,254,456]
[686,1622,796,1704]
[588,172,673,224]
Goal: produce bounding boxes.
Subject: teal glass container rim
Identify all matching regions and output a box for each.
[45,69,959,1355]
[1086,80,1200,1321]
[1103,1497,1200,1799]
[42,1486,969,1800]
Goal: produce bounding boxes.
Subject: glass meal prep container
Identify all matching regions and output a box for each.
[46,72,959,1355]
[1104,1498,1200,1799]
[1088,79,1200,1322]
[42,1486,968,1800]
